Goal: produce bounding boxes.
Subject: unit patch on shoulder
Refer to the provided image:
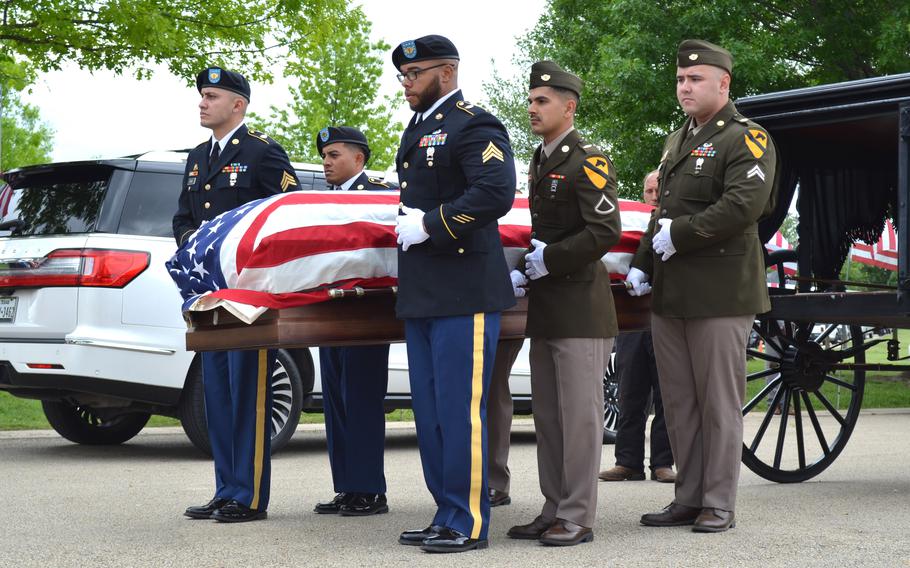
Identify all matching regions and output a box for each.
[582,155,610,189]
[248,130,270,144]
[744,129,768,159]
[280,171,297,191]
[482,141,504,163]
[368,176,390,188]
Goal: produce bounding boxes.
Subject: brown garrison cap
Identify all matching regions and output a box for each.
[677,39,733,74]
[529,60,583,97]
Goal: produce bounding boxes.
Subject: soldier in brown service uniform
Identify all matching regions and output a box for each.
[507,60,622,547]
[629,40,777,533]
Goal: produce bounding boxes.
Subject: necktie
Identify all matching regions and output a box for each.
[536,151,547,174]
[209,142,220,168]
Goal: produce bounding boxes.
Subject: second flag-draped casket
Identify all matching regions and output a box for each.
[170,191,653,349]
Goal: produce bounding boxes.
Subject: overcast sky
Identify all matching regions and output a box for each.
[22,1,546,163]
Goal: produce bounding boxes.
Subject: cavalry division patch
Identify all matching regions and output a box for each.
[744,129,768,159]
[583,156,610,189]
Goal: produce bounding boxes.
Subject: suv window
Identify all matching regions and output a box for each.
[0,168,110,236]
[296,169,329,191]
[118,171,183,237]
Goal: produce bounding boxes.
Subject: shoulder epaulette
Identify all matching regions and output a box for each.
[248,130,270,143]
[455,100,477,116]
[732,114,750,125]
[367,176,390,188]
[580,140,604,156]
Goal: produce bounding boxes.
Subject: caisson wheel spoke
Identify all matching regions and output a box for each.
[801,390,830,456]
[793,395,806,469]
[773,388,792,469]
[743,376,782,414]
[750,385,784,453]
[746,366,780,382]
[824,374,856,391]
[747,350,783,365]
[813,390,846,426]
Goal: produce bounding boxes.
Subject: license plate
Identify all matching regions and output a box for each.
[0,297,17,323]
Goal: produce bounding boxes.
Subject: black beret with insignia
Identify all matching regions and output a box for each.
[392,34,459,69]
[196,67,251,101]
[677,39,733,74]
[316,126,371,164]
[529,60,583,98]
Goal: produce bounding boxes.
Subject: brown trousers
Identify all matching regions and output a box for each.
[487,339,524,493]
[529,337,612,528]
[650,313,753,512]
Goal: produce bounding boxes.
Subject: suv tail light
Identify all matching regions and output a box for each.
[0,249,150,288]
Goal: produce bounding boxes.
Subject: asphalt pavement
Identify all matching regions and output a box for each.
[1,412,908,568]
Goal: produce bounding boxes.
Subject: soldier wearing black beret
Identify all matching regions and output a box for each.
[176,67,299,524]
[632,39,777,533]
[507,59,621,546]
[392,34,516,553]
[312,126,395,518]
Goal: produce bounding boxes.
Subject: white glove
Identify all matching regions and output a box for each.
[524,238,549,280]
[626,267,652,296]
[652,218,676,261]
[395,205,429,251]
[510,269,528,297]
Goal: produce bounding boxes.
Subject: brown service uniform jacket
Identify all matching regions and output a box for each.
[632,101,776,318]
[525,129,622,338]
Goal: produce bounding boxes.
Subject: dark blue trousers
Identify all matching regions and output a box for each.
[201,349,276,511]
[319,344,390,494]
[405,312,500,541]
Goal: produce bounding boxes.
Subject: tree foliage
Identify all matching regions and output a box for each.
[0,0,348,86]
[483,0,910,198]
[249,7,402,169]
[1,89,54,170]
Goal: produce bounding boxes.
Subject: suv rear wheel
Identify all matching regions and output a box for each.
[179,349,304,456]
[41,401,151,445]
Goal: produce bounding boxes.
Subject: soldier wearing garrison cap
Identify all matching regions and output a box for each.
[630,40,777,533]
[176,67,299,524]
[392,34,516,553]
[506,60,621,546]
[313,126,395,518]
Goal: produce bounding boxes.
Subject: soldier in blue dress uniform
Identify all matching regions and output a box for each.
[391,35,517,553]
[312,126,395,517]
[174,67,299,523]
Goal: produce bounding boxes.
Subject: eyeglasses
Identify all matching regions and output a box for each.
[396,63,452,83]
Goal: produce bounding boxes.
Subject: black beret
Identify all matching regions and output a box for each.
[196,67,251,101]
[316,126,371,163]
[392,35,459,69]
[677,39,733,74]
[529,60,583,97]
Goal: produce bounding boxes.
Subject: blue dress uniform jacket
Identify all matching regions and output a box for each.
[395,91,517,318]
[320,171,397,496]
[173,124,299,245]
[172,124,298,512]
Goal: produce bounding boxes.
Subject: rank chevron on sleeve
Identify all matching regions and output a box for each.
[482,141,505,163]
[747,164,766,182]
[280,171,298,191]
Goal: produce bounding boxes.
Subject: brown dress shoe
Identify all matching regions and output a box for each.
[650,467,676,483]
[489,488,511,507]
[640,502,701,526]
[693,508,735,533]
[539,519,594,546]
[507,515,553,540]
[598,465,646,481]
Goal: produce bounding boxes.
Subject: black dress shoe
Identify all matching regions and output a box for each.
[539,519,593,546]
[489,488,511,507]
[692,508,735,533]
[399,525,443,546]
[314,492,351,514]
[340,493,389,516]
[211,500,267,523]
[184,497,230,519]
[640,502,701,527]
[420,527,488,553]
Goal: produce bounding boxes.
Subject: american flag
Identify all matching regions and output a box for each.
[167,191,652,323]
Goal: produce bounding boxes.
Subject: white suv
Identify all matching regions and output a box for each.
[0,152,618,453]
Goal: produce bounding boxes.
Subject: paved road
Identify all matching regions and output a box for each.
[1,413,909,568]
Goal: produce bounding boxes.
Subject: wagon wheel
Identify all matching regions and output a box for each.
[742,249,866,482]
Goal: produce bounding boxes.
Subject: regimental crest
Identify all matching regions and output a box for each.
[744,128,768,159]
[208,68,221,83]
[402,40,417,59]
[583,156,610,189]
[319,127,330,142]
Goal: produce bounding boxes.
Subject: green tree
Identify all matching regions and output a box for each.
[249,7,401,169]
[484,0,910,198]
[1,88,54,170]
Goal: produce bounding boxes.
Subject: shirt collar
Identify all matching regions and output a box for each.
[419,89,460,122]
[541,126,575,159]
[210,122,244,152]
[338,170,364,191]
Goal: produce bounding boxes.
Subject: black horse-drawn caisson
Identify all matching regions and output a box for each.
[734,72,910,483]
[185,73,910,484]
